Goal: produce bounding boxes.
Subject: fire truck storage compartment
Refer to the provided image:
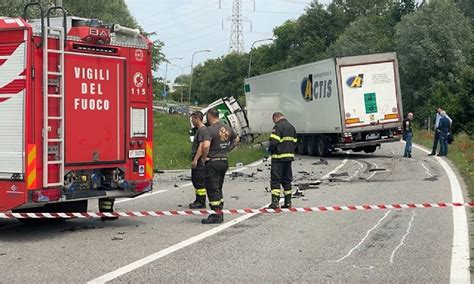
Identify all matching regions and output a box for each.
[0,29,27,177]
[64,53,125,165]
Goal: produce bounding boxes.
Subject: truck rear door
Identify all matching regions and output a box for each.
[337,55,402,131]
[0,22,27,178]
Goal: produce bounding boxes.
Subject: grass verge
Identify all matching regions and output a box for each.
[153,112,267,170]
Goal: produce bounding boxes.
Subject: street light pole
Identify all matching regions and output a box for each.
[172,64,188,103]
[188,49,212,105]
[248,37,274,78]
[163,57,182,98]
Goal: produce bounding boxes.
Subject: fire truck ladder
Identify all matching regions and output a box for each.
[43,7,67,188]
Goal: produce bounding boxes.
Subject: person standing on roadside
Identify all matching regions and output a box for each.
[437,111,450,156]
[430,107,452,156]
[189,111,208,209]
[200,108,239,224]
[268,112,297,209]
[403,112,414,158]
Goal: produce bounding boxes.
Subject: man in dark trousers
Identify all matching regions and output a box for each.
[200,108,239,224]
[189,111,208,209]
[430,107,452,156]
[268,112,297,209]
[438,110,450,156]
[403,112,413,158]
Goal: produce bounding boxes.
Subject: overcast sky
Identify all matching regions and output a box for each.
[125,0,331,82]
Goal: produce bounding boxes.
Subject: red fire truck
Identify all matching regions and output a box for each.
[0,3,154,214]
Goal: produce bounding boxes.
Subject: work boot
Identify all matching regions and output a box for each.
[268,195,280,209]
[202,205,224,224]
[99,198,119,222]
[282,195,292,209]
[189,196,206,209]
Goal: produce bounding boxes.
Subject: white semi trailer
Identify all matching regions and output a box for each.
[244,52,403,156]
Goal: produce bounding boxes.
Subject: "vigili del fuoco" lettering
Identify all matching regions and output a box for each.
[73,67,111,111]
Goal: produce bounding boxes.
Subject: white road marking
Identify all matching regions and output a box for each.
[330,210,391,263]
[322,159,349,179]
[390,210,416,263]
[88,158,347,283]
[87,211,262,284]
[418,160,434,178]
[410,143,470,283]
[366,163,378,180]
[350,161,364,180]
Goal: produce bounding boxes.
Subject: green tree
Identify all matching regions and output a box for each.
[328,15,395,57]
[396,0,473,133]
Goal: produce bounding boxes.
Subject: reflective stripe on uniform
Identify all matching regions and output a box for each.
[270,134,297,143]
[281,136,297,143]
[100,201,113,210]
[196,188,207,196]
[284,190,292,195]
[210,200,222,206]
[271,153,295,159]
[271,189,281,196]
[270,133,281,141]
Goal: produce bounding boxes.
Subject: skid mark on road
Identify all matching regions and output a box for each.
[418,160,434,178]
[329,210,391,263]
[390,210,416,264]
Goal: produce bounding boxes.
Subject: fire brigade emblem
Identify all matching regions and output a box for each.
[219,127,230,142]
[133,72,144,87]
[135,49,144,62]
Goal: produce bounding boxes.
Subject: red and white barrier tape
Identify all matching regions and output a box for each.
[2,202,473,219]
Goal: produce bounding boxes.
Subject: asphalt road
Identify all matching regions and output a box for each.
[0,142,469,283]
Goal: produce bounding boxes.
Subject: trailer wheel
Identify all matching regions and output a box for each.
[296,136,307,155]
[15,200,88,225]
[307,137,318,156]
[363,146,377,153]
[317,136,331,157]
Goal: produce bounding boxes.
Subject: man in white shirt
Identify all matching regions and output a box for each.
[430,107,452,156]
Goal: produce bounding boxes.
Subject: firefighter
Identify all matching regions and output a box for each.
[268,112,297,209]
[189,111,208,209]
[99,198,118,221]
[200,108,239,224]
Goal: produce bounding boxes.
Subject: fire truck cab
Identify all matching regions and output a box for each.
[0,3,154,213]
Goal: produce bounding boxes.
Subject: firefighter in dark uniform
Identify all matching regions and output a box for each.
[189,111,208,209]
[200,108,239,224]
[268,112,297,209]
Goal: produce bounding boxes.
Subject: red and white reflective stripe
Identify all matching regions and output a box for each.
[1,202,473,219]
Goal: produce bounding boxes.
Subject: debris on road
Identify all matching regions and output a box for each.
[330,172,349,177]
[369,168,386,172]
[111,237,123,241]
[295,182,321,190]
[293,190,305,198]
[312,159,328,165]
